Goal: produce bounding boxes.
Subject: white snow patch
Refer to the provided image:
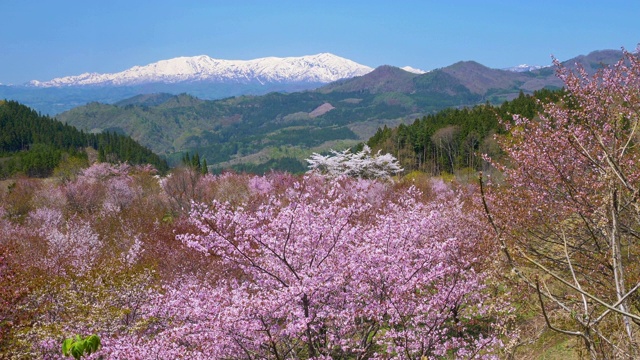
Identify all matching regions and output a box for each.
[401,66,427,74]
[503,64,546,72]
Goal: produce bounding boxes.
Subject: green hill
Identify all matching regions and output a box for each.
[0,100,168,178]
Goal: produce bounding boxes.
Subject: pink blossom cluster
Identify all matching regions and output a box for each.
[493,50,640,226]
[1,164,508,358]
[102,175,506,359]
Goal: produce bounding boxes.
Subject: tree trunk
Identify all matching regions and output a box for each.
[610,187,633,340]
[302,293,315,358]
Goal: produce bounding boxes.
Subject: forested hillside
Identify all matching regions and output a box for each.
[0,88,564,179]
[367,89,564,175]
[56,87,558,175]
[0,100,168,178]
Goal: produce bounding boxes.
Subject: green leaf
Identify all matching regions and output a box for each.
[61,338,73,356]
[61,334,101,359]
[85,334,101,354]
[71,346,83,360]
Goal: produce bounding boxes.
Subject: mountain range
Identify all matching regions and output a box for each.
[54,48,628,172]
[28,53,374,87]
[1,53,377,115]
[3,52,527,115]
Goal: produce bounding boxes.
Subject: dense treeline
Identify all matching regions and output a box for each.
[367,89,564,175]
[0,100,168,178]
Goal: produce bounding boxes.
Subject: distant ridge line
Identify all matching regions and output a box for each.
[28,53,375,87]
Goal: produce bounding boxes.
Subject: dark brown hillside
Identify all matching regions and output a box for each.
[319,65,418,94]
[441,61,526,94]
[561,49,625,72]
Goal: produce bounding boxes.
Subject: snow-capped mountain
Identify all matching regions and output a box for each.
[29,53,374,87]
[400,66,427,74]
[503,64,546,73]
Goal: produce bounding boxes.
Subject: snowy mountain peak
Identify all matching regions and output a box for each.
[401,66,427,74]
[503,64,546,73]
[28,53,375,88]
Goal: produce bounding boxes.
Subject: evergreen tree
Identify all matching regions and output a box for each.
[366,89,563,175]
[201,158,208,175]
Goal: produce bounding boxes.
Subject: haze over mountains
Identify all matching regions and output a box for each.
[54,48,628,172]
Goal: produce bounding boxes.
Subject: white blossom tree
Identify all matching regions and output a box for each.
[306,145,403,180]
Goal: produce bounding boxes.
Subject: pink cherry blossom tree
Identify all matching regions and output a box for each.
[103,175,507,359]
[484,49,640,358]
[0,162,166,359]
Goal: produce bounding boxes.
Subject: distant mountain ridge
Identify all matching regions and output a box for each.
[28,53,374,87]
[0,48,629,116]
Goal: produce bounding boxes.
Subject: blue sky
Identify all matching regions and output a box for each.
[2,0,638,84]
